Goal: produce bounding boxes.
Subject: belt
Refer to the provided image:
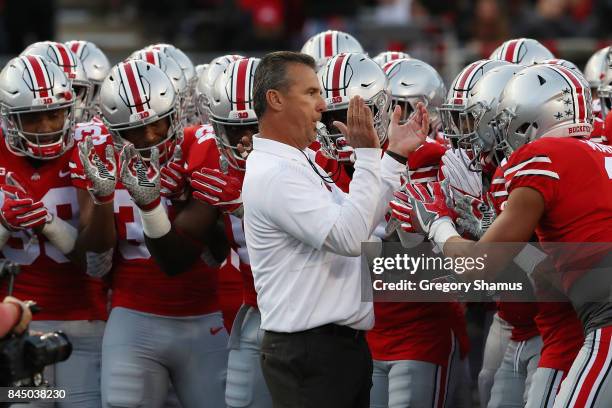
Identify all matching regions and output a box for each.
[303,323,365,340]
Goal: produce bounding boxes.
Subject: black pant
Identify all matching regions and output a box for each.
[260,324,373,408]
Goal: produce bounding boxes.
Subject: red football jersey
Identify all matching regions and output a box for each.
[535,296,583,371]
[505,137,612,291]
[588,116,607,145]
[183,124,257,310]
[70,122,219,316]
[489,164,540,341]
[314,150,353,193]
[0,129,107,321]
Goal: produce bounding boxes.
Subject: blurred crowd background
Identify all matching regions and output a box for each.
[0,0,609,93]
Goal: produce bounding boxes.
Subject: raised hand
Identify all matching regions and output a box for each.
[0,183,48,231]
[77,136,117,204]
[120,144,161,211]
[331,96,380,149]
[160,145,188,201]
[387,102,429,157]
[190,168,243,217]
[441,149,482,197]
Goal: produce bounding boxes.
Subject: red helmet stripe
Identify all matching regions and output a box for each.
[383,60,402,75]
[54,44,74,74]
[24,56,49,98]
[454,61,479,100]
[235,58,249,111]
[552,65,587,122]
[331,53,347,98]
[122,62,145,113]
[503,40,519,62]
[145,51,156,66]
[68,41,85,58]
[324,32,334,58]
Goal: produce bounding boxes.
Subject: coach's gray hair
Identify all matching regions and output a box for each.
[253,51,316,118]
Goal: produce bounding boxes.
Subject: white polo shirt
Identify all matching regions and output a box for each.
[243,136,405,332]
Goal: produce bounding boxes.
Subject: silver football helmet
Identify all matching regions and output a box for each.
[318,53,390,159]
[489,38,554,65]
[65,40,111,118]
[129,49,188,124]
[539,58,583,75]
[195,54,244,123]
[301,30,364,69]
[208,57,260,171]
[146,44,197,124]
[373,51,411,67]
[99,60,181,164]
[456,64,523,170]
[492,64,592,157]
[584,46,611,90]
[0,55,76,159]
[440,59,509,144]
[383,58,446,129]
[21,41,92,123]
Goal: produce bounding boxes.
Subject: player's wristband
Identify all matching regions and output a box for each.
[0,223,10,249]
[42,215,78,255]
[429,216,460,253]
[385,150,408,165]
[138,203,171,239]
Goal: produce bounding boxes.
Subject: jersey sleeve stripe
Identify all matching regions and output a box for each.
[491,191,508,197]
[510,169,560,180]
[504,155,552,177]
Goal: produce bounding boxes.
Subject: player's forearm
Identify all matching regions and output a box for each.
[144,222,229,276]
[75,202,117,253]
[140,203,228,276]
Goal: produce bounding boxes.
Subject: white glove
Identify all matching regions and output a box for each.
[441,149,482,197]
[119,145,161,211]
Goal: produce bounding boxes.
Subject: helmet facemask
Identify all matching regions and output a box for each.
[2,102,76,160]
[73,80,93,122]
[108,104,182,166]
[318,89,390,160]
[491,108,537,159]
[440,102,470,149]
[211,118,258,171]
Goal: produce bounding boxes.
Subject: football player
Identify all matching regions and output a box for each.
[0,54,107,407]
[72,60,229,408]
[399,63,612,407]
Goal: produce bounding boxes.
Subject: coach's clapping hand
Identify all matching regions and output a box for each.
[332,96,380,149]
[387,102,429,157]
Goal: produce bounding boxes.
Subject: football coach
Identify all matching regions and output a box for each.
[242,50,429,407]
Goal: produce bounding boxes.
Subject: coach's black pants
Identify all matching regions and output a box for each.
[260,324,373,408]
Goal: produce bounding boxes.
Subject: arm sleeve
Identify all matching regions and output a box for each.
[264,148,385,257]
[323,150,404,256]
[504,143,559,211]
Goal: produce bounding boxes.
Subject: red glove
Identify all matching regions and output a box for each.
[389,190,416,233]
[0,184,48,231]
[160,146,188,200]
[190,168,243,216]
[390,181,455,235]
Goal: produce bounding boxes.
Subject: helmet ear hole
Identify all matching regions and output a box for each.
[517,122,532,134]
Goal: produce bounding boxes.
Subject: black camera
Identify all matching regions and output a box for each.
[0,260,72,386]
[0,328,72,386]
